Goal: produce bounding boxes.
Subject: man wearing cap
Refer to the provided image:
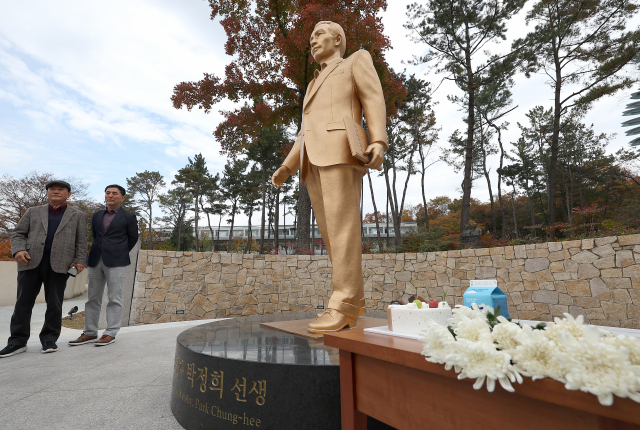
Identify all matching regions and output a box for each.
[0,180,87,357]
[69,184,138,347]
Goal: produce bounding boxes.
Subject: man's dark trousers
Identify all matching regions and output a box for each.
[9,254,69,346]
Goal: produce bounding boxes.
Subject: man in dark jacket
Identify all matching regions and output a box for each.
[69,184,138,347]
[0,180,87,357]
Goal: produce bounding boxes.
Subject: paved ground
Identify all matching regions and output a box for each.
[2,295,639,430]
[0,295,221,430]
[0,292,90,343]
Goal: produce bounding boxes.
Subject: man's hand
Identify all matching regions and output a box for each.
[271,166,291,188]
[71,263,86,274]
[14,251,31,265]
[364,142,385,171]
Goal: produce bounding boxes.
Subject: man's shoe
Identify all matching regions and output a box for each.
[41,342,58,354]
[68,333,98,346]
[308,309,357,334]
[95,335,115,346]
[0,344,27,358]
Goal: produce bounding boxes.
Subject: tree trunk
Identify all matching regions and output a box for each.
[259,167,267,253]
[274,189,280,253]
[194,190,200,252]
[568,166,575,236]
[384,155,402,246]
[148,205,153,250]
[227,203,236,252]
[177,218,182,251]
[480,135,496,236]
[367,170,383,252]
[246,209,253,253]
[578,173,586,235]
[523,176,536,238]
[548,38,562,240]
[564,182,573,237]
[487,114,508,238]
[528,195,536,238]
[419,147,430,232]
[497,135,507,238]
[205,208,215,252]
[268,200,273,250]
[217,214,223,252]
[460,24,475,236]
[283,195,287,251]
[399,147,416,233]
[602,186,610,222]
[511,187,519,239]
[386,189,390,249]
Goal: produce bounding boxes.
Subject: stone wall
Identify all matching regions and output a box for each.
[129,234,640,328]
[0,261,87,307]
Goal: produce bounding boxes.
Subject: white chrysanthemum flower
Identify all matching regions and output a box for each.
[491,316,523,352]
[512,326,564,381]
[419,320,456,365]
[445,338,522,392]
[545,313,586,346]
[556,329,640,406]
[604,335,640,366]
[455,316,493,343]
[447,304,490,329]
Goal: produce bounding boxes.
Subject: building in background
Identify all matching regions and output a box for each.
[155,222,419,253]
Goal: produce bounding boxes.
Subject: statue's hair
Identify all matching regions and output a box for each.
[314,21,346,57]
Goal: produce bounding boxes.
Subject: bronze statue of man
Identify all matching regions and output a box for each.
[272,21,388,333]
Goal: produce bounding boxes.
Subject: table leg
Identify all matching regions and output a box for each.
[340,349,367,430]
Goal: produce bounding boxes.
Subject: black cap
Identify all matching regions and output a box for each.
[45,180,71,192]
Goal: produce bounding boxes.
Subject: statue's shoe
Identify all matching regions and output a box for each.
[358,298,366,316]
[308,309,357,334]
[317,298,366,318]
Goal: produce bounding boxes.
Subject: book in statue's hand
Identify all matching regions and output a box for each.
[343,115,372,164]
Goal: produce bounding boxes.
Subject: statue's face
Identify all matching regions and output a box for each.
[310,24,340,63]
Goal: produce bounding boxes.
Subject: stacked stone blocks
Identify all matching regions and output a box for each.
[130,234,640,329]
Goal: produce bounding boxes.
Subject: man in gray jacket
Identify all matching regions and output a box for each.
[0,180,87,357]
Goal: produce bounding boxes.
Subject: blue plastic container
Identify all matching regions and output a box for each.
[463,280,510,319]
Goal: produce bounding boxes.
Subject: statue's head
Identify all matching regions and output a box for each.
[472,222,477,228]
[310,21,346,63]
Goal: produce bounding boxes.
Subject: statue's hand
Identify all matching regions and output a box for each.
[364,143,384,171]
[271,165,291,188]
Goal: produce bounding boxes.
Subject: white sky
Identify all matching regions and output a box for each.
[1,1,638,227]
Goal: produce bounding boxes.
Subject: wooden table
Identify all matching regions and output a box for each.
[324,329,640,430]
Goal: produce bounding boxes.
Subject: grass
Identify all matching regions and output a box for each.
[61,311,85,330]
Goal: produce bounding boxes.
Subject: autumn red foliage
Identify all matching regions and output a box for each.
[363,211,387,223]
[0,239,12,261]
[171,0,406,156]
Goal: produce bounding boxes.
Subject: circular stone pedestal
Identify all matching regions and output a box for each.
[171,312,394,430]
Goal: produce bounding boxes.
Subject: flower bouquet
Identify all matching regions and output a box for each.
[419,304,640,406]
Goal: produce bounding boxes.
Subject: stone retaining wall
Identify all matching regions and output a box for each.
[0,261,87,307]
[129,234,640,328]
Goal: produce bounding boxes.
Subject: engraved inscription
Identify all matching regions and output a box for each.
[173,382,263,427]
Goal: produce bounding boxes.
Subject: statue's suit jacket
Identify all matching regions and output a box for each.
[10,204,88,273]
[282,50,388,181]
